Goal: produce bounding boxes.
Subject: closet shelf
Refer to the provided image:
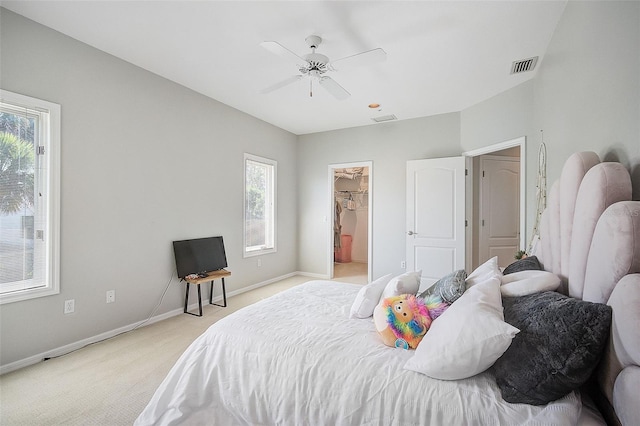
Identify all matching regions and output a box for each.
[335,190,368,194]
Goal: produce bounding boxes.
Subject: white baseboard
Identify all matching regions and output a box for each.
[0,271,304,376]
[296,271,330,279]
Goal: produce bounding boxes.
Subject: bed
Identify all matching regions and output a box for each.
[136,152,639,426]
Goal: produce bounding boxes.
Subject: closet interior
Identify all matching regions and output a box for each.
[333,167,369,281]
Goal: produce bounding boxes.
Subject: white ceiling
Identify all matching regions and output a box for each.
[1,1,567,135]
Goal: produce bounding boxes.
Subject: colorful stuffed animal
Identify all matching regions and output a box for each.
[373,294,449,349]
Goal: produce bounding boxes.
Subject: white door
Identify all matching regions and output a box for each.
[406,157,466,288]
[479,156,520,268]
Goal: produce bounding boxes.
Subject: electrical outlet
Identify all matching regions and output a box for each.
[257,258,262,268]
[106,290,115,304]
[64,299,75,314]
[401,260,406,269]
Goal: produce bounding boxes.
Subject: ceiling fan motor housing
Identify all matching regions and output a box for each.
[301,52,329,75]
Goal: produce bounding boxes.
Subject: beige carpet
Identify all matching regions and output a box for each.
[0,270,366,425]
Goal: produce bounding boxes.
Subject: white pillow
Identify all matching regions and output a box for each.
[380,270,422,300]
[349,274,393,319]
[500,270,561,296]
[466,256,502,289]
[404,277,519,380]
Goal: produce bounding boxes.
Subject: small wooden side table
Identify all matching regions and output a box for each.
[183,269,230,316]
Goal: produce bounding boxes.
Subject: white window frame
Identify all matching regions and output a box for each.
[243,153,277,257]
[0,90,60,304]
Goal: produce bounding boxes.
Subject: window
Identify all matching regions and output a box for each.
[0,90,60,304]
[244,153,276,257]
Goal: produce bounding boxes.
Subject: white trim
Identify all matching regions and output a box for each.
[0,89,61,304]
[462,136,527,266]
[296,271,330,280]
[0,271,300,375]
[328,161,373,283]
[243,153,277,258]
[464,156,473,273]
[461,136,525,157]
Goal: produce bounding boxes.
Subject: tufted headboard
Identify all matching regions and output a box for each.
[536,152,640,426]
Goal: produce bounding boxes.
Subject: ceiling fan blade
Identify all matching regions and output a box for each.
[260,41,305,64]
[329,48,387,71]
[319,76,350,100]
[261,75,302,94]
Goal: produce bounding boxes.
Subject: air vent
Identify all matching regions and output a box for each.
[371,114,397,123]
[510,56,538,74]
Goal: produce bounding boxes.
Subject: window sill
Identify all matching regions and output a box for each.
[243,248,276,258]
[0,284,59,305]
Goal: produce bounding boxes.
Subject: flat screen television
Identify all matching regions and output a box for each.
[172,236,227,278]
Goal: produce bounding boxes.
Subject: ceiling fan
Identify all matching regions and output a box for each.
[260,35,386,100]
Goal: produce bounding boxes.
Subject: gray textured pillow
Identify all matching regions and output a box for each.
[502,255,542,275]
[418,269,467,303]
[492,291,611,405]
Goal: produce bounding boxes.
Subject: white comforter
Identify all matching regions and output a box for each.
[136,280,582,425]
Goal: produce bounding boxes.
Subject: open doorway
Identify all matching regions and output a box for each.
[328,161,372,284]
[463,137,526,271]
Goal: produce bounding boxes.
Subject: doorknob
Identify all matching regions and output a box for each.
[407,231,415,235]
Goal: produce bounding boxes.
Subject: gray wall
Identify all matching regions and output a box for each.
[461,78,537,246]
[461,1,640,246]
[298,113,461,279]
[533,0,640,199]
[2,0,639,369]
[298,0,640,279]
[0,10,298,366]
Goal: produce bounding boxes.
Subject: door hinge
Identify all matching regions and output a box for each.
[482,170,485,178]
[37,146,45,155]
[36,230,44,240]
[482,219,485,226]
[465,220,468,227]
[465,168,468,176]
